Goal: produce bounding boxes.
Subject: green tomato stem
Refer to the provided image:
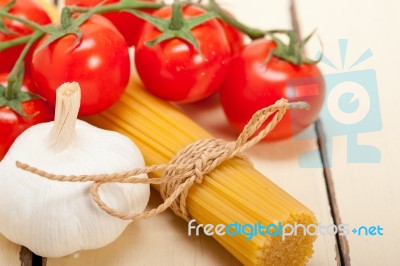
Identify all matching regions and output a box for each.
[206,0,265,40]
[70,1,165,14]
[0,11,46,32]
[265,29,321,66]
[169,0,184,30]
[61,7,73,29]
[5,31,45,100]
[0,35,32,51]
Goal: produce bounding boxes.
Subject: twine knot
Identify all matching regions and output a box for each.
[159,138,238,220]
[16,99,309,222]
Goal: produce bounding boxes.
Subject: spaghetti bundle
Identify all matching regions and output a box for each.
[85,78,317,265]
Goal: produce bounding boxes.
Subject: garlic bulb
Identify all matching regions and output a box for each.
[0,83,150,257]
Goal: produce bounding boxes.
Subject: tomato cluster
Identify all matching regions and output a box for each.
[0,0,325,160]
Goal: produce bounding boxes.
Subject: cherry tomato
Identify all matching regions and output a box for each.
[0,0,51,74]
[218,10,244,54]
[135,5,231,103]
[65,0,155,46]
[30,15,130,116]
[220,39,325,140]
[0,73,54,160]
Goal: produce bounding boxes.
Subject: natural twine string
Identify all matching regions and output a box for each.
[16,99,309,222]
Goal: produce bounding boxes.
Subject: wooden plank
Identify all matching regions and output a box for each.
[47,190,241,266]
[296,0,400,264]
[45,0,337,265]
[289,1,347,264]
[0,235,22,266]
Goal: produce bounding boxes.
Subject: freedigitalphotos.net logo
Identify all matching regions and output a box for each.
[289,39,382,167]
[188,219,384,241]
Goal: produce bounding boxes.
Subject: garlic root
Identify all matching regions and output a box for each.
[48,82,81,152]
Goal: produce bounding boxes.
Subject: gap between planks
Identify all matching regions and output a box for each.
[19,246,43,266]
[289,0,349,265]
[315,120,350,265]
[19,246,32,266]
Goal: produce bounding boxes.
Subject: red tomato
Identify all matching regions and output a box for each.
[30,15,130,116]
[135,5,231,103]
[218,10,244,54]
[65,0,155,46]
[0,73,54,160]
[220,39,325,140]
[0,0,51,74]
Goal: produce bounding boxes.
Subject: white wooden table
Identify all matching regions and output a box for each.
[1,0,399,265]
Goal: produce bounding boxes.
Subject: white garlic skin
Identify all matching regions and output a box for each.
[0,120,150,257]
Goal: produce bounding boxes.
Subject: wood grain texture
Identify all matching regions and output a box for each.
[315,120,350,265]
[47,190,241,266]
[296,0,400,264]
[0,235,21,266]
[290,0,347,264]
